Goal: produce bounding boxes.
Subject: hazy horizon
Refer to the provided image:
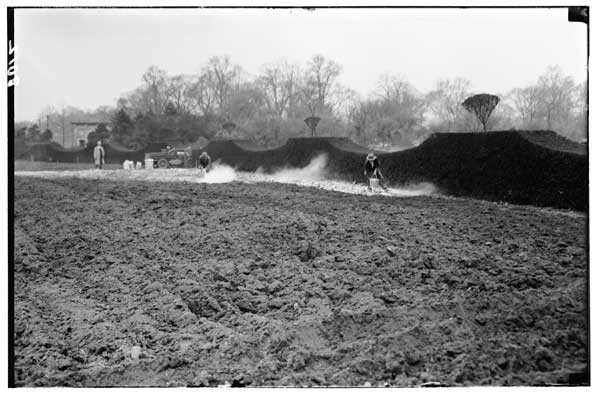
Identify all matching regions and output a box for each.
[14,7,587,122]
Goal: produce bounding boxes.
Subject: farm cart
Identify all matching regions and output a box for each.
[145,148,194,169]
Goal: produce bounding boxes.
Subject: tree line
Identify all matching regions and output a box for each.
[16,56,587,150]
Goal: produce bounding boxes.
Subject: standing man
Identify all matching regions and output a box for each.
[94,141,105,169]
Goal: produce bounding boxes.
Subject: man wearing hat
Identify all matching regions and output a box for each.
[363,152,388,190]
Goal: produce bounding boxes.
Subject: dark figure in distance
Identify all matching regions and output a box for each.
[198,152,212,172]
[93,141,105,169]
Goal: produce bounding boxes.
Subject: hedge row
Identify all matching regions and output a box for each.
[18,142,169,164]
[196,131,587,211]
[15,130,587,211]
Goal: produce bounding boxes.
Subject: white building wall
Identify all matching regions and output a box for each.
[54,123,111,148]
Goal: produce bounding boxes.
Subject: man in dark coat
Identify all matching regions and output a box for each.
[198,152,212,172]
[363,152,388,190]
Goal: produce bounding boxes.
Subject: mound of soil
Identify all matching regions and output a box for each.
[13,176,588,387]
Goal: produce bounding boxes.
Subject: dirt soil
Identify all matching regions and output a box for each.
[14,161,122,171]
[14,176,588,387]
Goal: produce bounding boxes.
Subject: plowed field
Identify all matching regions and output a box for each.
[13,175,588,387]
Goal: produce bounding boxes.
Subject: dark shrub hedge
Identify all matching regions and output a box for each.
[197,132,587,211]
[18,131,587,211]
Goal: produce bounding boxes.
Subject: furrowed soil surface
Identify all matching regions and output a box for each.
[14,176,588,387]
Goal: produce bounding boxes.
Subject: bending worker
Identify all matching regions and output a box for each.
[198,151,212,172]
[363,152,388,190]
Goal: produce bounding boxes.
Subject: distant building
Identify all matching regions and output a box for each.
[60,122,111,148]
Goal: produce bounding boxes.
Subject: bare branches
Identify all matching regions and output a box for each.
[426,78,472,131]
[33,56,586,149]
[302,55,342,117]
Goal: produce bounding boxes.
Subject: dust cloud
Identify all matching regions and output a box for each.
[15,155,437,197]
[242,154,437,197]
[265,153,329,183]
[201,163,236,184]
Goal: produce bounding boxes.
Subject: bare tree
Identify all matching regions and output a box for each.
[142,65,168,114]
[332,87,359,122]
[301,83,320,117]
[510,86,541,128]
[165,75,195,115]
[257,63,290,119]
[572,81,588,140]
[377,74,415,102]
[256,62,305,141]
[190,73,217,116]
[377,75,426,124]
[505,67,584,138]
[282,63,303,119]
[205,56,242,116]
[228,82,267,125]
[120,86,153,115]
[302,55,342,116]
[461,94,500,131]
[426,77,472,131]
[348,98,375,144]
[537,65,576,131]
[362,75,428,145]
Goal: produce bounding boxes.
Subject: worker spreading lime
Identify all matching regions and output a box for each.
[363,152,388,191]
[198,151,212,172]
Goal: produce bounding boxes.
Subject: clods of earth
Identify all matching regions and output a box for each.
[14,176,588,386]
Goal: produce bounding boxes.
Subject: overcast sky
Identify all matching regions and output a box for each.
[14,7,587,122]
